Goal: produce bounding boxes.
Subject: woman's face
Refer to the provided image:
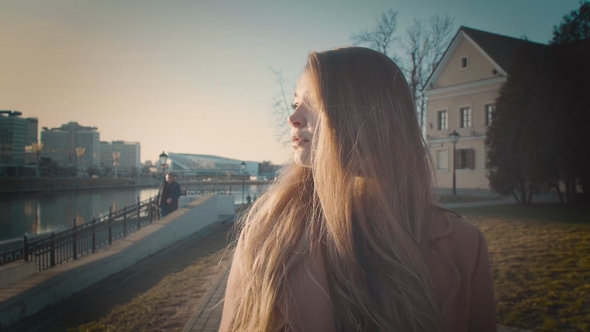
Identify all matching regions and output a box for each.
[288,75,318,167]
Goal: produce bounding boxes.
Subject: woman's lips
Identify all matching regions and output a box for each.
[291,135,310,147]
[292,140,309,147]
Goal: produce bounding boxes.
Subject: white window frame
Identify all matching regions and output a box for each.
[483,104,495,126]
[459,106,472,128]
[437,109,448,131]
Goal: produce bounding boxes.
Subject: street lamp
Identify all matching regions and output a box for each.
[76,147,85,178]
[449,130,460,196]
[159,151,168,181]
[240,161,246,205]
[112,151,120,178]
[31,143,43,178]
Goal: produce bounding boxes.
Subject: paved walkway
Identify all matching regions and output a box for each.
[181,261,230,332]
[183,198,535,332]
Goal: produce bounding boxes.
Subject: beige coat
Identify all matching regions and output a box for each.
[220,210,497,332]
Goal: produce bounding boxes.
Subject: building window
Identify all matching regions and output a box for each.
[455,148,475,169]
[484,104,495,126]
[437,110,448,130]
[460,56,469,69]
[436,150,448,170]
[460,107,472,128]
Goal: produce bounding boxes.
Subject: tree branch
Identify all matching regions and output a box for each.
[269,67,294,145]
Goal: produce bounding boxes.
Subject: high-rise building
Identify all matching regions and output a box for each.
[0,110,34,166]
[99,141,141,170]
[41,122,100,167]
[24,117,40,164]
[25,118,38,146]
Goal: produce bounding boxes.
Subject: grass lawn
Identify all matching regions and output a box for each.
[438,194,502,204]
[69,253,225,332]
[456,204,590,332]
[67,222,235,332]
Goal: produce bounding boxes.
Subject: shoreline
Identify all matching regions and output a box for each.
[0,178,270,196]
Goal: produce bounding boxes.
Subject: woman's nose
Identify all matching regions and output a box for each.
[288,109,306,128]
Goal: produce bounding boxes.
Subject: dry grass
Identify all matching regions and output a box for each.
[69,252,226,332]
[456,204,590,332]
[62,215,238,332]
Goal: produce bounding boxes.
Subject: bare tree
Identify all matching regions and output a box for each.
[404,14,454,128]
[350,9,400,59]
[270,67,295,144]
[351,11,454,129]
[405,19,429,111]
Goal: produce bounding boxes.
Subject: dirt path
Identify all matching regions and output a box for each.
[5,222,237,332]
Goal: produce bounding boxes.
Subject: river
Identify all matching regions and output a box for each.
[0,184,265,242]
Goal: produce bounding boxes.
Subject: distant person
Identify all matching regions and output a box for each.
[246,194,252,204]
[157,173,181,218]
[220,47,496,332]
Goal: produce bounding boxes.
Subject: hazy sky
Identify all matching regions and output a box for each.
[0,0,581,164]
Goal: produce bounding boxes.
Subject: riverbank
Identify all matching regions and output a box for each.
[0,178,270,195]
[0,177,155,195]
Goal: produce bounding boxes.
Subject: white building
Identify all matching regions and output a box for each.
[166,153,258,177]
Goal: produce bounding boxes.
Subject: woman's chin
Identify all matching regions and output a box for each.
[293,151,311,168]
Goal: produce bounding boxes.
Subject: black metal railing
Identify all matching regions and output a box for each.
[181,188,232,196]
[0,196,160,271]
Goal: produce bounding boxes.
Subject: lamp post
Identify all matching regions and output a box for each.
[112,151,120,178]
[32,143,43,178]
[76,147,85,178]
[240,161,246,205]
[159,151,168,181]
[449,130,460,196]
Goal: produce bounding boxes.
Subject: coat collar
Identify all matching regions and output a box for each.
[430,207,455,240]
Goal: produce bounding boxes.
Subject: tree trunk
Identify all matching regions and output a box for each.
[519,180,527,205]
[553,182,564,204]
[565,178,576,206]
[419,96,426,130]
[526,185,533,205]
[512,189,520,204]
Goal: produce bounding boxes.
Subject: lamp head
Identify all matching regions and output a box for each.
[449,130,460,144]
[159,151,168,166]
[240,161,246,171]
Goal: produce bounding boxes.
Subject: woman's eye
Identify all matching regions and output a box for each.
[291,103,299,110]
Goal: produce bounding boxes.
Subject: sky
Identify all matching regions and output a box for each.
[0,0,582,165]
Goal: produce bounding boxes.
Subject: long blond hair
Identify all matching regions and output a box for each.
[228,47,454,331]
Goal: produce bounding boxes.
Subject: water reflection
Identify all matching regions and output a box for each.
[0,184,266,241]
[0,188,158,241]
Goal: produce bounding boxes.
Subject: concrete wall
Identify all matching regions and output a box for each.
[0,261,36,289]
[0,194,234,329]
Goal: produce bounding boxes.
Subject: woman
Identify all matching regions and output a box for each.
[220,47,497,332]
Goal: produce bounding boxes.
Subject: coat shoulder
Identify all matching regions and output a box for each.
[432,208,482,243]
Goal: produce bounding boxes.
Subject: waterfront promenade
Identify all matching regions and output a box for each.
[1,198,540,331]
